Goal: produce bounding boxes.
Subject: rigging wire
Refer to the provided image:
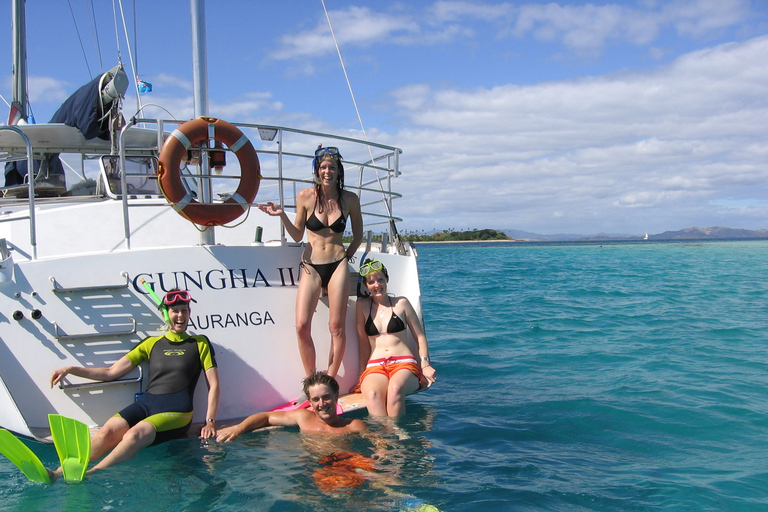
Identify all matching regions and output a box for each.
[320,0,395,221]
[321,1,370,156]
[67,0,93,79]
[110,0,121,60]
[86,0,104,71]
[132,0,138,81]
[116,0,143,115]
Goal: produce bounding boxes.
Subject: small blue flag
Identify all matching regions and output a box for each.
[137,79,153,94]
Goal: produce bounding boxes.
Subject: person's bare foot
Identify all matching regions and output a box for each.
[47,468,61,483]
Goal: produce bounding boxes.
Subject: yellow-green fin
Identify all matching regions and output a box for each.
[0,428,51,484]
[48,414,91,483]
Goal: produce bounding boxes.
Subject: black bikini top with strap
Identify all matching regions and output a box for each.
[306,209,347,233]
[365,297,406,336]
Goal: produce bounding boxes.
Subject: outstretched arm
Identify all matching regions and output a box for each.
[50,356,135,388]
[258,192,309,243]
[216,409,300,442]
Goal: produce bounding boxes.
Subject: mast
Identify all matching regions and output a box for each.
[190,0,215,245]
[11,0,29,122]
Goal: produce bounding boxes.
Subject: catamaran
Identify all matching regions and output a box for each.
[0,0,422,440]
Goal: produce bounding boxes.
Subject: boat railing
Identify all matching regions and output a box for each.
[0,119,404,258]
[0,126,38,259]
[57,365,143,391]
[119,118,404,250]
[50,272,130,293]
[53,317,137,341]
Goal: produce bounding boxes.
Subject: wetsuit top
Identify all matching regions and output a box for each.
[306,208,347,233]
[365,297,406,336]
[125,332,217,397]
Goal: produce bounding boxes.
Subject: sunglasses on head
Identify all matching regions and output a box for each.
[162,290,197,305]
[359,260,384,277]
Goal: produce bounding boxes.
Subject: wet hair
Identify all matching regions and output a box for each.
[302,371,339,398]
[313,154,345,214]
[362,258,389,282]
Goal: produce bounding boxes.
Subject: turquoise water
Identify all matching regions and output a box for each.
[3,240,768,511]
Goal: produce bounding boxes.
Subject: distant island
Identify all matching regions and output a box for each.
[646,226,768,240]
[345,228,511,244]
[518,226,768,242]
[401,228,511,242]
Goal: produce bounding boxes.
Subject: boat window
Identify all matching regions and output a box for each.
[98,156,162,198]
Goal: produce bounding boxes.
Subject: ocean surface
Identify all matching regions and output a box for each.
[2,240,768,511]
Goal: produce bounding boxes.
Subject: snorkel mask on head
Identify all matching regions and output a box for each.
[159,290,196,322]
[162,290,197,307]
[312,145,342,173]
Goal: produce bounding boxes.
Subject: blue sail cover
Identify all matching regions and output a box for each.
[49,74,111,141]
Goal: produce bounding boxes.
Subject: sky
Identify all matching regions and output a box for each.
[1,0,767,236]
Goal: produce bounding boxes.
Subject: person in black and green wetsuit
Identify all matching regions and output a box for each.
[49,289,219,478]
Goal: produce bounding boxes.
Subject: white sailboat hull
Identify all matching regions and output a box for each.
[0,223,420,437]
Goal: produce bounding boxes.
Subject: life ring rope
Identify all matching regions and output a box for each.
[158,117,261,227]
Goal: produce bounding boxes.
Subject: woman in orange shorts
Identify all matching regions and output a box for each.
[353,259,437,416]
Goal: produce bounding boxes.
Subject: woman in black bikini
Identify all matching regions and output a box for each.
[353,259,437,417]
[258,147,362,380]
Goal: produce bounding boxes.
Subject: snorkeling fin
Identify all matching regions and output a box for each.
[48,414,90,483]
[0,428,51,483]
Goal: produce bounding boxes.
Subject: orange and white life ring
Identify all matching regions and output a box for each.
[158,117,261,226]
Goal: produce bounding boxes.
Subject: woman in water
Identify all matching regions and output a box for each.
[258,146,362,379]
[50,289,219,476]
[354,259,437,417]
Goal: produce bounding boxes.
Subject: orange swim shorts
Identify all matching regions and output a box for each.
[313,451,377,493]
[353,355,423,393]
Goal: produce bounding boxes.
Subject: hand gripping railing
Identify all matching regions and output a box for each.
[57,365,143,390]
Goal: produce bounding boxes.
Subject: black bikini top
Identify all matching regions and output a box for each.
[365,297,406,336]
[306,209,347,233]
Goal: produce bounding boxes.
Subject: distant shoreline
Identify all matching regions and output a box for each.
[410,237,768,244]
[412,239,517,244]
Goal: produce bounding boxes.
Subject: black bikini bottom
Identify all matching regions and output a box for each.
[301,258,346,288]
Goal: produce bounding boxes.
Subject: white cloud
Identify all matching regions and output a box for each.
[509,0,751,54]
[270,6,419,60]
[27,76,71,105]
[512,3,656,53]
[386,36,768,234]
[271,1,754,64]
[661,0,751,38]
[428,1,514,23]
